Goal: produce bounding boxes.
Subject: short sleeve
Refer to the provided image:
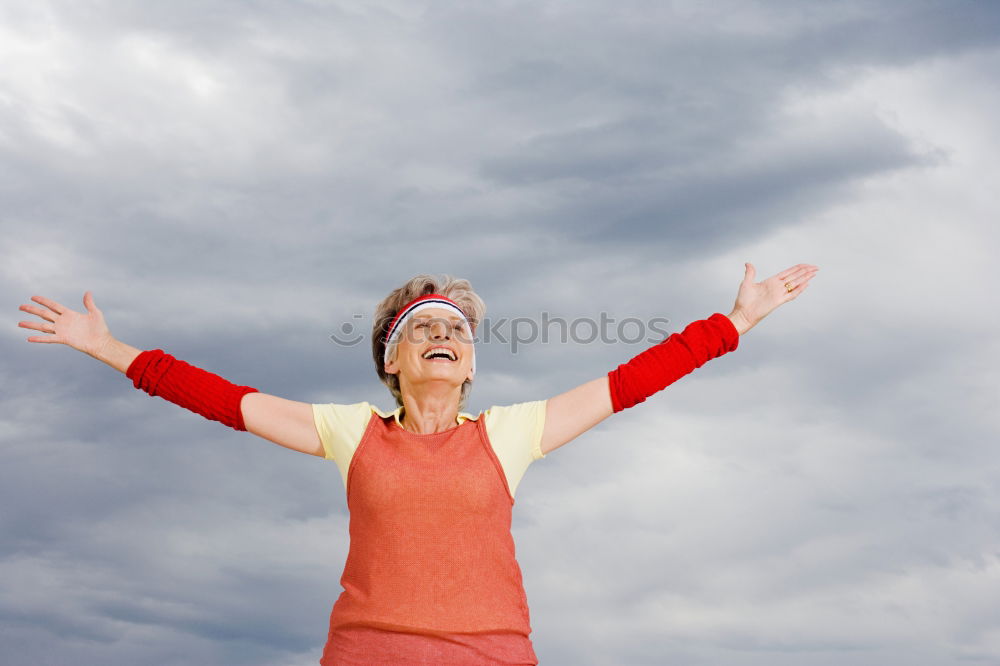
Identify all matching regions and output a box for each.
[312,401,374,489]
[483,400,547,499]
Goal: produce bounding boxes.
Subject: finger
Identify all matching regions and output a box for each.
[777,266,814,285]
[83,291,98,313]
[776,264,814,280]
[744,262,756,283]
[30,295,67,315]
[19,320,56,334]
[789,267,820,287]
[774,264,806,280]
[785,280,810,301]
[19,304,57,323]
[26,335,62,343]
[778,272,812,294]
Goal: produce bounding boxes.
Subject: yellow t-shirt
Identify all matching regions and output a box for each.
[311,401,547,499]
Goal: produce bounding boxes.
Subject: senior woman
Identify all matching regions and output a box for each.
[18,262,818,665]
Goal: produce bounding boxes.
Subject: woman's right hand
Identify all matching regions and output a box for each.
[18,291,115,358]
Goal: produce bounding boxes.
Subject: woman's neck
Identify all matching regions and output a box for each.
[399,389,463,434]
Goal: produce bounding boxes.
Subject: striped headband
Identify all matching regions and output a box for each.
[383,294,476,376]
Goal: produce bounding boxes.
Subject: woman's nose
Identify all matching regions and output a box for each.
[429,320,450,339]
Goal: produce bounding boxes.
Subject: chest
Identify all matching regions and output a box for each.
[347,419,510,520]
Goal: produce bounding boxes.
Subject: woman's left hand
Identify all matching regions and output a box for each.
[728,262,819,335]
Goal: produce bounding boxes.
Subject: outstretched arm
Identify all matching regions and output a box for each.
[18,292,324,457]
[538,262,819,455]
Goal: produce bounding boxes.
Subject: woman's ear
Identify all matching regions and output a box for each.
[384,342,399,375]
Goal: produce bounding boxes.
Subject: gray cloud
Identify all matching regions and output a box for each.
[2,1,999,664]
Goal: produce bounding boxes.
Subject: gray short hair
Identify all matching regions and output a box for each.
[371,274,486,410]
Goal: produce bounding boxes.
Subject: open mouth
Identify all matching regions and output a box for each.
[422,347,458,362]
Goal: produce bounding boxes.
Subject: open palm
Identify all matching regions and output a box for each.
[18,291,114,357]
[732,262,819,331]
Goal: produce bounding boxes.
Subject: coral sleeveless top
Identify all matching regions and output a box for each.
[318,409,539,665]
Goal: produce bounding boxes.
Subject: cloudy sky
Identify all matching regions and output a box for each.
[3,1,999,664]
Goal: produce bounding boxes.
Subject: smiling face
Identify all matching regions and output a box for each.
[383,307,476,396]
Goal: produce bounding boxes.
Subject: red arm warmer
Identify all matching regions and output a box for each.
[607,312,740,413]
[125,349,259,431]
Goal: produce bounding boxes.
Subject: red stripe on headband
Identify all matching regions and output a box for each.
[384,293,469,344]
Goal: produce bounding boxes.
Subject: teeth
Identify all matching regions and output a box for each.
[423,348,457,361]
